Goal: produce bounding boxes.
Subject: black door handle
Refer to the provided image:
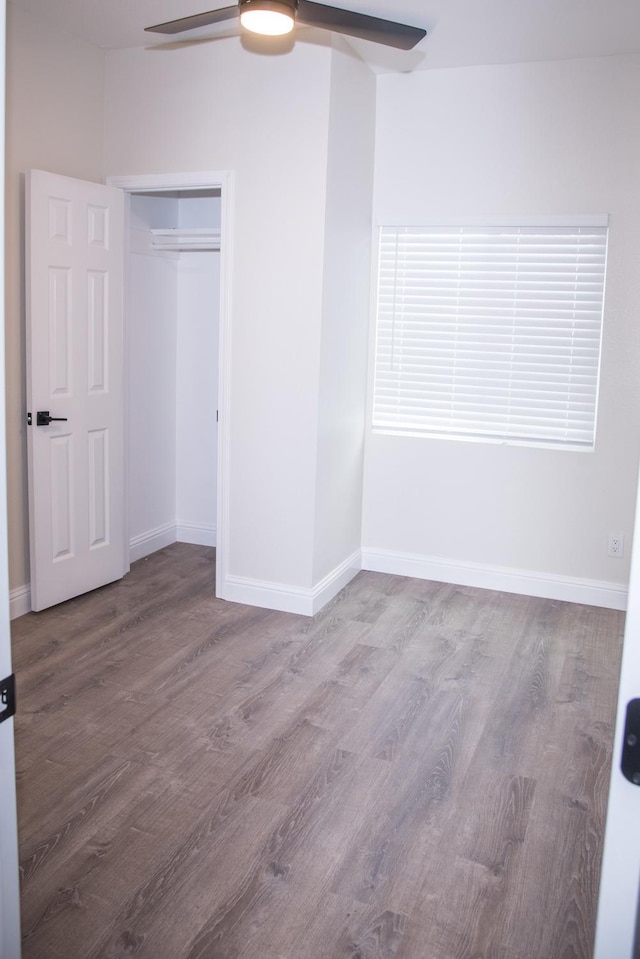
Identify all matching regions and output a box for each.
[621,699,640,786]
[36,411,68,426]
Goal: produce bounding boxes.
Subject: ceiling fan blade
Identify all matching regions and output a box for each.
[145,5,239,35]
[296,1,426,50]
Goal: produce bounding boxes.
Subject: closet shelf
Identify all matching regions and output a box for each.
[150,227,221,252]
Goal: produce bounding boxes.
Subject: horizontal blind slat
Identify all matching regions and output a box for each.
[373,223,607,447]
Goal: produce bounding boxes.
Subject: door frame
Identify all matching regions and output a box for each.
[107,171,234,599]
[0,0,21,949]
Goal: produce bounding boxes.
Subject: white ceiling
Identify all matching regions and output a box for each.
[8,0,640,74]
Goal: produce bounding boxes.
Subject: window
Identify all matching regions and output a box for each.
[372,221,608,449]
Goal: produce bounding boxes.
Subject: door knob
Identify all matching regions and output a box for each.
[36,411,68,426]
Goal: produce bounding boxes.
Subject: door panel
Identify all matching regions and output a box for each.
[26,170,127,611]
[594,477,640,957]
[0,3,22,945]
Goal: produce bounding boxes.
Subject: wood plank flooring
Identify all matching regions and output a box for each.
[11,544,625,958]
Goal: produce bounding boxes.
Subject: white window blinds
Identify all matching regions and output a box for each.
[373,223,608,448]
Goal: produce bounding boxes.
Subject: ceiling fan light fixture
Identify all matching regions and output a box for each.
[240,0,297,36]
[146,1,426,50]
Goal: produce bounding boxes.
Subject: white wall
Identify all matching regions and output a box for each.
[175,198,220,545]
[105,36,335,594]
[5,2,105,602]
[312,41,376,584]
[363,55,640,605]
[128,195,178,550]
[175,196,220,549]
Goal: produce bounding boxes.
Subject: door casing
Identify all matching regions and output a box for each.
[107,171,234,600]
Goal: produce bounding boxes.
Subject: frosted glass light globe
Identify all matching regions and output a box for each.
[240,9,295,36]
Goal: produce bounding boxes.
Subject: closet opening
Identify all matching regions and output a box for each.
[108,171,233,599]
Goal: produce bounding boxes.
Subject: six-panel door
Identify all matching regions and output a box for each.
[26,169,127,611]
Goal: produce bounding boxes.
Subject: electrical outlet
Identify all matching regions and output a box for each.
[608,532,624,558]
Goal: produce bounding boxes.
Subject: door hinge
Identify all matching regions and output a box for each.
[27,412,32,426]
[621,698,640,786]
[0,673,16,725]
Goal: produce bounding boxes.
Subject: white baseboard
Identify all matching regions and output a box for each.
[222,550,362,616]
[312,550,362,614]
[176,523,217,548]
[129,523,177,563]
[11,522,213,618]
[361,547,628,611]
[10,585,31,620]
[11,542,626,622]
[130,522,217,561]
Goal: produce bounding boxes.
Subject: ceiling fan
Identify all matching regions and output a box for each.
[145,0,426,51]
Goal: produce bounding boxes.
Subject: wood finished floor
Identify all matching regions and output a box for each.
[12,543,625,959]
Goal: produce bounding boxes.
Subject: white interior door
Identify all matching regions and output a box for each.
[26,170,127,611]
[0,550,20,956]
[594,479,640,957]
[0,669,20,959]
[0,2,22,947]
